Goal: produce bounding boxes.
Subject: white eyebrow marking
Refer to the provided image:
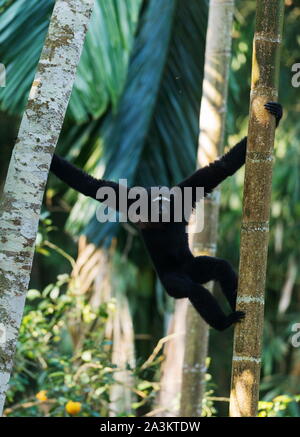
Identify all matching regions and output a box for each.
[152,196,171,202]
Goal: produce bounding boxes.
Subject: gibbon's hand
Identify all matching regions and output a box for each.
[264,101,283,127]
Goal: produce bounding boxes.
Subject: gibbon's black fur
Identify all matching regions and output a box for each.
[50,102,282,330]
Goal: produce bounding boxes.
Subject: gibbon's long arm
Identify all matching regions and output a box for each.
[178,137,247,196]
[50,154,131,212]
[178,101,283,199]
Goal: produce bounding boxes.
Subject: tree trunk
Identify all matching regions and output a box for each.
[180,0,234,417]
[229,0,284,417]
[0,0,94,415]
[157,299,188,416]
[71,237,136,416]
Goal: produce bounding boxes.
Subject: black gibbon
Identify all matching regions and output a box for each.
[50,102,282,330]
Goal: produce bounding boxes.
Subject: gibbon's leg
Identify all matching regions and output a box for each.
[183,256,238,311]
[160,272,244,331]
[188,284,244,331]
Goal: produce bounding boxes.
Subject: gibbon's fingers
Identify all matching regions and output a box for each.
[264,102,282,127]
[264,102,282,114]
[231,311,246,324]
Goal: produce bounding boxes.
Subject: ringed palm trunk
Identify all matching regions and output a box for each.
[72,237,136,416]
[156,299,188,416]
[0,0,95,415]
[180,0,234,417]
[229,0,284,417]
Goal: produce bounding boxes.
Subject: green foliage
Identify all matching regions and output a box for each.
[0,0,142,122]
[6,260,215,417]
[5,271,161,417]
[201,359,218,417]
[0,0,54,114]
[258,395,300,417]
[69,0,142,122]
[6,273,112,416]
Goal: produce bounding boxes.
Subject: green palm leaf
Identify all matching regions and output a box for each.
[0,0,54,113]
[0,0,141,122]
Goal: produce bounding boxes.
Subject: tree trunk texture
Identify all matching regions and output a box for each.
[229,0,284,417]
[0,0,94,415]
[180,0,234,417]
[156,299,188,416]
[72,236,136,416]
[108,271,136,416]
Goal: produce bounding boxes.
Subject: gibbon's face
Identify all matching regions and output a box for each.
[149,186,175,222]
[151,192,171,218]
[129,186,176,227]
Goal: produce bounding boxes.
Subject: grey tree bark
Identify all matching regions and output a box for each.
[0,0,95,415]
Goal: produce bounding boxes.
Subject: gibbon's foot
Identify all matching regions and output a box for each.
[227,288,238,311]
[213,311,246,331]
[264,102,282,127]
[227,310,246,326]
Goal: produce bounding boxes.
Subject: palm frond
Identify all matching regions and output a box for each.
[0,0,54,113]
[0,0,142,121]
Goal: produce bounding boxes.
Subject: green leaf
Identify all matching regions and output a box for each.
[0,0,142,121]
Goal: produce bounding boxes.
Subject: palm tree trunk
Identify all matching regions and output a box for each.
[0,0,94,415]
[180,0,234,417]
[71,237,136,416]
[229,0,284,417]
[157,299,188,416]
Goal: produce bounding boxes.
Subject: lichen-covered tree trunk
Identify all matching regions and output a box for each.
[0,0,94,415]
[229,0,284,417]
[180,0,234,417]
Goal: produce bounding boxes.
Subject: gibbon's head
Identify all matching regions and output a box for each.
[128,185,181,229]
[147,185,180,225]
